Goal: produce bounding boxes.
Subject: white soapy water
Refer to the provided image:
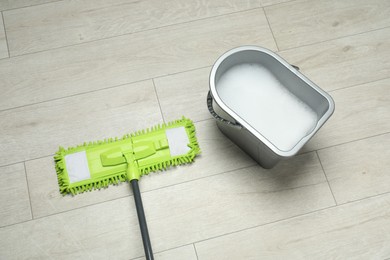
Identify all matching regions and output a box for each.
[216,63,318,151]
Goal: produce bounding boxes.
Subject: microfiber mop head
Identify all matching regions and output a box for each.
[54,117,200,195]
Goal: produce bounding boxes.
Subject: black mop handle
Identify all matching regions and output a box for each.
[131,179,154,260]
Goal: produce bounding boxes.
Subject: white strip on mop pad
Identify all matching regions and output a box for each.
[165,127,191,157]
[65,151,91,183]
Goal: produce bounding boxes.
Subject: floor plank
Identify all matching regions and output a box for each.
[132,245,197,260]
[0,0,59,11]
[25,119,255,218]
[0,163,31,227]
[0,152,334,259]
[302,77,390,152]
[279,27,390,92]
[195,193,390,259]
[154,67,212,123]
[265,0,390,50]
[4,0,259,56]
[318,133,390,204]
[0,14,8,59]
[0,80,162,167]
[0,9,276,111]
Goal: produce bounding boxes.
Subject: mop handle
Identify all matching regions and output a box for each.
[131,179,154,260]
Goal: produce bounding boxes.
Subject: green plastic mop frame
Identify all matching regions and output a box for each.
[54,117,200,260]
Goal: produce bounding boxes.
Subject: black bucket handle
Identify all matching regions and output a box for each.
[207,91,243,129]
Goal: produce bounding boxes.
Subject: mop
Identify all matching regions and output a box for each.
[54,117,200,260]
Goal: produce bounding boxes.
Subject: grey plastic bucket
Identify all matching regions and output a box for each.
[208,46,335,168]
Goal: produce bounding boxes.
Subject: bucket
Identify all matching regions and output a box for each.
[208,46,335,168]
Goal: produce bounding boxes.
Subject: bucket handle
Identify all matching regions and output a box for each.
[292,65,300,70]
[207,91,243,129]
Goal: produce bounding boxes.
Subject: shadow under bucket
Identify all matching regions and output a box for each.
[208,46,335,168]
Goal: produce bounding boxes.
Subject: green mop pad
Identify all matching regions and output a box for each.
[54,117,200,195]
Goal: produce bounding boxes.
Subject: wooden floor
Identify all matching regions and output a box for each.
[1,0,390,259]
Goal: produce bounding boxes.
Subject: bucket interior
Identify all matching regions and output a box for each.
[214,50,330,151]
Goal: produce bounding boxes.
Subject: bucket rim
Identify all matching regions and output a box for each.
[209,45,335,157]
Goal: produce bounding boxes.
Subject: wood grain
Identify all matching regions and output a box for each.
[265,0,390,50]
[1,152,334,259]
[279,27,390,92]
[0,163,31,227]
[3,0,259,55]
[0,14,8,59]
[0,9,276,111]
[0,80,162,166]
[195,193,390,259]
[318,133,390,204]
[25,119,255,218]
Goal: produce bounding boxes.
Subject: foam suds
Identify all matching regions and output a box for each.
[216,63,317,151]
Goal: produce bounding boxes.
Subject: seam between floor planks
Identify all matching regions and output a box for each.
[22,162,34,220]
[315,151,337,205]
[152,78,166,124]
[263,7,280,52]
[0,11,10,58]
